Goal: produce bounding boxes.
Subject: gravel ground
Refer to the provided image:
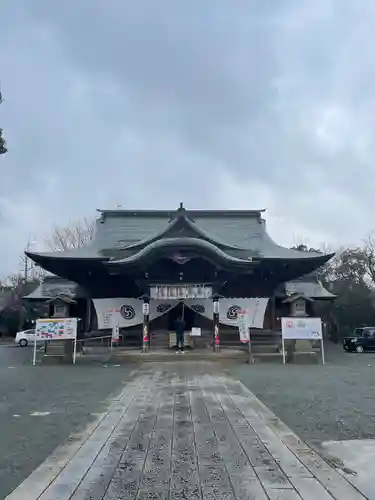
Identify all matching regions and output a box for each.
[229,342,375,448]
[0,346,136,499]
[3,341,375,497]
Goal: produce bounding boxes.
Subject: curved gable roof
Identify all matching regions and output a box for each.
[122,212,248,252]
[107,237,257,267]
[26,206,333,264]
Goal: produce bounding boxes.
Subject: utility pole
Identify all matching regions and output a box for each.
[23,238,35,283]
[24,254,28,283]
[0,89,7,155]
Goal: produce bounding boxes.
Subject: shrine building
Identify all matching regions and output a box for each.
[25,204,334,349]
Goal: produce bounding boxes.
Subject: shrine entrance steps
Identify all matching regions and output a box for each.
[85,328,282,353]
[110,348,248,363]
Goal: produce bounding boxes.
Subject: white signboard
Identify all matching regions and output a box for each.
[33,318,78,366]
[112,321,120,344]
[150,285,212,300]
[237,310,255,363]
[281,317,323,340]
[281,317,324,364]
[213,301,219,314]
[142,303,150,315]
[238,312,250,343]
[191,327,201,337]
[36,317,78,340]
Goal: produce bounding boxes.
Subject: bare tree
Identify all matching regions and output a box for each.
[45,217,95,251]
[0,129,6,155]
[362,231,375,286]
[1,265,45,288]
[291,243,323,253]
[19,255,47,283]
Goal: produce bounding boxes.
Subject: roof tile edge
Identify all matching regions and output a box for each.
[96,208,266,218]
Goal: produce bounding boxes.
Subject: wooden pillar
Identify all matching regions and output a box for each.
[212,296,220,352]
[271,294,276,331]
[142,295,150,352]
[86,298,92,333]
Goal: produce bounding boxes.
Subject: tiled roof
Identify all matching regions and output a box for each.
[23,276,86,299]
[284,280,336,299]
[26,207,331,261]
[275,273,336,299]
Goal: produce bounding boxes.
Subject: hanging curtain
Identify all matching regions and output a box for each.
[93,298,180,329]
[93,297,269,330]
[183,297,269,329]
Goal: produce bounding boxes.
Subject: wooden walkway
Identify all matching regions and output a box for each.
[7,365,367,500]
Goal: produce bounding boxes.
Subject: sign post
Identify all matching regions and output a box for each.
[142,297,150,353]
[111,320,120,349]
[281,335,286,365]
[106,308,120,349]
[73,336,77,364]
[212,297,220,352]
[238,309,253,363]
[321,337,325,365]
[281,317,324,364]
[33,335,37,367]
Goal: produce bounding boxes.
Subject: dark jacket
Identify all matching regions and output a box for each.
[174,318,186,334]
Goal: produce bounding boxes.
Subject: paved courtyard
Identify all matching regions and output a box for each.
[8,362,367,500]
[230,343,375,447]
[0,345,136,499]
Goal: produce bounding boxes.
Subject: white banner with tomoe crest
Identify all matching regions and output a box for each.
[93,297,269,330]
[93,298,173,329]
[183,298,269,329]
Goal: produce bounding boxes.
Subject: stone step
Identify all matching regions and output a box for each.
[110,348,248,362]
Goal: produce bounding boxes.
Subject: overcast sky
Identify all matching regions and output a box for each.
[1,1,375,277]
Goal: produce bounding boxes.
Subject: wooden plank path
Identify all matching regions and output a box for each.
[7,365,367,500]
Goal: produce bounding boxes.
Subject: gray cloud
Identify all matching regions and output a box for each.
[1,0,375,277]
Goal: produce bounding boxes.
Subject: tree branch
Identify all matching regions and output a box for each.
[45,218,95,251]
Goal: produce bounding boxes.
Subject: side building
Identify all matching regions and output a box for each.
[25,204,334,347]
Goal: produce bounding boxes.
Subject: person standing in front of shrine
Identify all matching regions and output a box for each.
[175,315,186,353]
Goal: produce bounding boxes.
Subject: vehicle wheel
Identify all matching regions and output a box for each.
[19,339,28,347]
[356,345,364,353]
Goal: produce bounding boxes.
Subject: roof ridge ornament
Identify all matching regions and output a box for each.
[177,202,186,214]
[169,202,187,222]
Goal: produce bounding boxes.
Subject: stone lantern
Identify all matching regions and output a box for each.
[282,293,313,318]
[282,293,314,358]
[45,294,78,360]
[46,294,76,318]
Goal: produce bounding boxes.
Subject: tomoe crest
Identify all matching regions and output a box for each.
[226,305,241,320]
[120,305,136,320]
[191,304,205,314]
[156,303,172,314]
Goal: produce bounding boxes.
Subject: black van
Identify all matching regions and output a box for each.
[343,327,375,353]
